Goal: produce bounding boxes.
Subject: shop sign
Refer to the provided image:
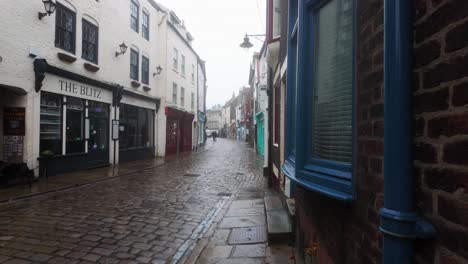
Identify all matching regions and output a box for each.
[42,74,112,103]
[4,107,25,136]
[59,79,102,99]
[3,107,25,163]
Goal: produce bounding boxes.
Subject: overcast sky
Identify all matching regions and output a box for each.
[156,0,266,109]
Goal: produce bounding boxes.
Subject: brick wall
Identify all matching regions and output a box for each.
[414,0,468,262]
[295,0,468,263]
[295,0,384,262]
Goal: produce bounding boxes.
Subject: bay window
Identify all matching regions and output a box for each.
[283,0,355,201]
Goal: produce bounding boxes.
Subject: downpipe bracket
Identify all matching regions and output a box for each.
[379,208,436,239]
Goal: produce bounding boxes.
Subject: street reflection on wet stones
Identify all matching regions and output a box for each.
[0,139,266,263]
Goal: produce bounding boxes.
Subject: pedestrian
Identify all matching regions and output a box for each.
[212,131,217,141]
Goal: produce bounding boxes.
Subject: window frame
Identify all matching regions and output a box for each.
[130,0,139,33]
[181,55,186,76]
[172,83,178,104]
[191,92,195,110]
[141,55,149,85]
[81,19,99,64]
[130,49,139,81]
[142,10,150,40]
[173,48,179,71]
[180,87,185,107]
[282,0,356,201]
[55,2,76,54]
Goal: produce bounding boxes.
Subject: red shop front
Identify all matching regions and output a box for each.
[165,107,194,156]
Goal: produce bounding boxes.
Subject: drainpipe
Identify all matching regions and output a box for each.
[380,1,435,263]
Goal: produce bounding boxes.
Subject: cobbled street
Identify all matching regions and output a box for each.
[0,139,267,264]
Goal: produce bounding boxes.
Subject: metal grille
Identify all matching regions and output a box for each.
[228,226,267,244]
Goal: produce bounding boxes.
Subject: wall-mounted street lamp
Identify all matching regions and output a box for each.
[115,42,128,57]
[153,65,163,76]
[38,0,57,20]
[239,33,266,50]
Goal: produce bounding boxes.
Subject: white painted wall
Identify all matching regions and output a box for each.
[0,0,204,168]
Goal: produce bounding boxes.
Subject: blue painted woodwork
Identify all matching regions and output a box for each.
[282,0,355,201]
[380,1,435,263]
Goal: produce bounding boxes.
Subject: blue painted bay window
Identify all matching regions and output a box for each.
[283,0,355,201]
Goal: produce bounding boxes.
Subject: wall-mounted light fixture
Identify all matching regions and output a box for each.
[115,42,128,57]
[153,65,163,76]
[38,0,57,20]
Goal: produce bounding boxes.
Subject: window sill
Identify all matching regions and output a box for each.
[131,80,141,88]
[283,163,353,202]
[57,52,77,63]
[83,62,100,72]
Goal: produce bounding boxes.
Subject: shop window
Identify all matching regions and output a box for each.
[142,56,149,85]
[130,49,139,81]
[142,10,149,40]
[181,55,186,76]
[66,97,85,154]
[88,101,109,152]
[173,48,179,70]
[82,19,98,64]
[40,92,62,155]
[130,0,139,32]
[180,87,185,107]
[119,104,154,149]
[283,0,355,201]
[55,3,76,53]
[172,83,178,104]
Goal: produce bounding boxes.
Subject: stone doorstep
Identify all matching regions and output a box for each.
[264,196,293,244]
[264,196,283,211]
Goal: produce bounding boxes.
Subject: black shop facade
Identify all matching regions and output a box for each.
[34,59,160,176]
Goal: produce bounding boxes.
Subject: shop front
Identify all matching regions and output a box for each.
[33,59,160,176]
[118,100,155,163]
[38,73,113,176]
[165,107,194,156]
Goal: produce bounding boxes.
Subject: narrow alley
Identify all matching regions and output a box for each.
[0,140,280,264]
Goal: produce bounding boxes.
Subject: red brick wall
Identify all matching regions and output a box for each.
[296,0,468,263]
[414,0,468,263]
[295,0,384,263]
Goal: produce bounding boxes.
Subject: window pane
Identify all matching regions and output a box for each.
[88,101,109,152]
[40,92,62,155]
[130,49,139,80]
[82,20,98,63]
[66,97,85,154]
[173,83,177,104]
[312,0,353,163]
[130,1,139,32]
[142,56,149,84]
[55,4,75,53]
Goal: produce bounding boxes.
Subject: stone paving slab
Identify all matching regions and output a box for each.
[219,216,266,229]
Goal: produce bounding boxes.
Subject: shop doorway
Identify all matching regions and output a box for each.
[87,101,110,167]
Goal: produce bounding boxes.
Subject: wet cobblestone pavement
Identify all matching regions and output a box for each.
[0,139,267,264]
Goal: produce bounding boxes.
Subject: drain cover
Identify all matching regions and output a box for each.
[184,173,201,177]
[228,226,267,244]
[218,192,232,197]
[141,200,162,209]
[235,172,244,176]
